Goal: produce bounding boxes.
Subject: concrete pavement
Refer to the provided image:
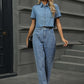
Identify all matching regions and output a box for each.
[0,69,84,84]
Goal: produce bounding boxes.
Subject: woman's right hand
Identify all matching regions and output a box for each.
[26,38,29,48]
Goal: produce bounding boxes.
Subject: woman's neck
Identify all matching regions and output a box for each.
[41,0,48,5]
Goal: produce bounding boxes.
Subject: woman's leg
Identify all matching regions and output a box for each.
[32,29,47,84]
[44,29,56,84]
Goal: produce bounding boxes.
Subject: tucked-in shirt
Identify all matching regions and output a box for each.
[30,1,61,28]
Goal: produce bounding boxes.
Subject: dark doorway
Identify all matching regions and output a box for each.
[0,0,13,74]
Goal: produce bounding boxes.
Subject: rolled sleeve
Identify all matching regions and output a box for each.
[30,6,36,19]
[54,4,61,18]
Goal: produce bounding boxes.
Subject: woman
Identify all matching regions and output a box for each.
[26,0,68,84]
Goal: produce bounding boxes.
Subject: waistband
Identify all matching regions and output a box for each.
[35,27,54,30]
[42,26,54,28]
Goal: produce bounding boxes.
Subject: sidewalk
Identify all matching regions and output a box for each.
[0,69,84,84]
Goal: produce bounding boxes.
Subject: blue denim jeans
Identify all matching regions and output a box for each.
[32,27,56,84]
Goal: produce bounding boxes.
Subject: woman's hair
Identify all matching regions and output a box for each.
[37,0,56,17]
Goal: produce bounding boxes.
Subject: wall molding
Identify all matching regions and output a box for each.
[56,27,84,31]
[62,0,84,3]
[17,41,82,50]
[18,25,84,31]
[76,0,84,2]
[17,6,32,11]
[17,6,84,18]
[61,11,84,17]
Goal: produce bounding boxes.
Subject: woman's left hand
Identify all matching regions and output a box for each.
[62,38,68,47]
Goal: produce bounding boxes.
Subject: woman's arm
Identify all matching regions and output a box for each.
[26,19,36,39]
[56,18,68,47]
[26,19,36,47]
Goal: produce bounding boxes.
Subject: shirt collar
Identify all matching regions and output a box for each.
[40,1,49,8]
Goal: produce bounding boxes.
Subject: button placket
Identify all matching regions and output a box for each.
[45,7,47,26]
[43,6,47,38]
[44,6,46,26]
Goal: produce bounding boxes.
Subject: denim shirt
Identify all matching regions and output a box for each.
[30,1,61,28]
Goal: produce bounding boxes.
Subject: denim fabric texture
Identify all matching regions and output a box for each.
[30,1,61,28]
[30,1,60,84]
[32,28,56,84]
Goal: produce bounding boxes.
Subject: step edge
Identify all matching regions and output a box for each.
[61,55,84,59]
[66,49,84,52]
[54,61,84,66]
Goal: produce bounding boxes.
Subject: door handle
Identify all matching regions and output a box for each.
[2,31,7,36]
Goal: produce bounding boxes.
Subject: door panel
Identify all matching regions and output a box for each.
[0,0,13,74]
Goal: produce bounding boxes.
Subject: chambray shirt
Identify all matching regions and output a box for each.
[30,1,61,28]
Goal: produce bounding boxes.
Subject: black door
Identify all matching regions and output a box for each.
[0,0,13,74]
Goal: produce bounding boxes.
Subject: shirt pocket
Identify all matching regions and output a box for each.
[47,10,54,25]
[47,9,53,18]
[36,10,45,25]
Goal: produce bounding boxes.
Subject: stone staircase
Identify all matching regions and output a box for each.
[53,44,84,72]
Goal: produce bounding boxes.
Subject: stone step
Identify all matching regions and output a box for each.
[72,45,84,51]
[54,61,84,72]
[64,49,84,57]
[60,55,84,64]
[78,40,84,44]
